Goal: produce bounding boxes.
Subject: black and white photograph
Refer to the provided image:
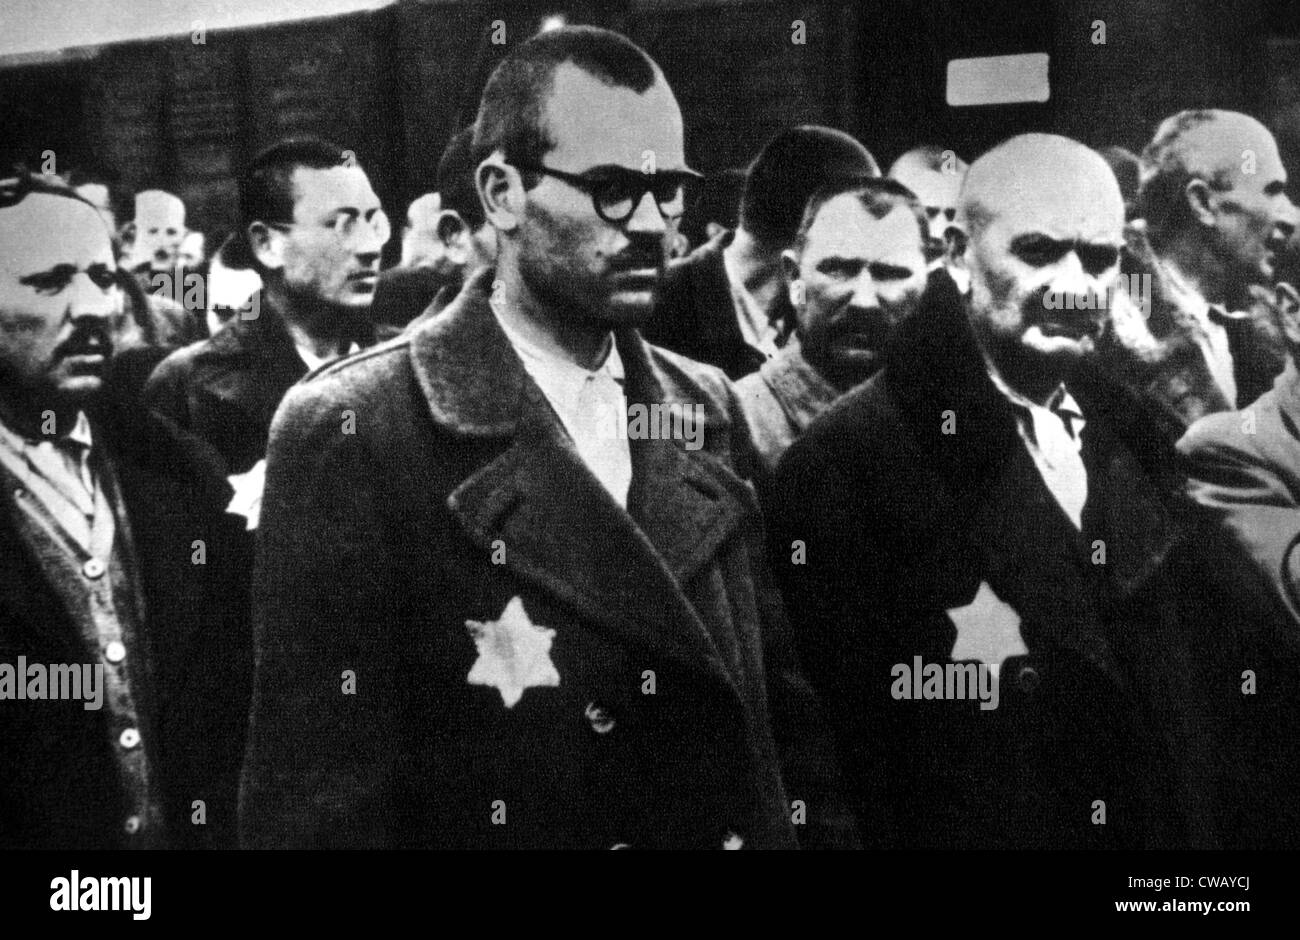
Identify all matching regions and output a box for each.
[0,0,1293,922]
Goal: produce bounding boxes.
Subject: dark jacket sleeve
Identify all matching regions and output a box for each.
[237,379,403,848]
[141,348,195,433]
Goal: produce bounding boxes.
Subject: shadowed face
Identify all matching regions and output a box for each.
[270,165,388,313]
[0,194,122,409]
[965,141,1125,386]
[786,195,927,385]
[514,63,689,327]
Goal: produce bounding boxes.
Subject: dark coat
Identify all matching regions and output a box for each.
[238,269,799,850]
[1096,250,1284,442]
[1177,360,1300,847]
[767,274,1222,849]
[645,230,784,380]
[0,408,252,849]
[143,294,375,475]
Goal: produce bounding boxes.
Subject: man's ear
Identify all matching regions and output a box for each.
[781,249,802,307]
[478,153,521,234]
[435,211,471,266]
[247,221,284,272]
[1184,177,1218,227]
[1276,281,1300,348]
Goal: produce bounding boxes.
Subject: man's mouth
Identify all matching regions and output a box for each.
[1034,318,1100,341]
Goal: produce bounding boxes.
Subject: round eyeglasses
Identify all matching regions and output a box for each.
[510,162,702,224]
[267,209,392,246]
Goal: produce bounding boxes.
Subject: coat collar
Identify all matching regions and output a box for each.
[410,268,755,685]
[888,273,1184,682]
[196,292,377,416]
[754,335,843,433]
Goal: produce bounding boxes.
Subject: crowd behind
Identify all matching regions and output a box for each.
[3,23,1300,850]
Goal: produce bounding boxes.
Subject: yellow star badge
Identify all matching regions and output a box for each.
[947,580,1028,678]
[466,596,561,708]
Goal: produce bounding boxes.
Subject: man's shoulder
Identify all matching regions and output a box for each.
[1178,387,1286,465]
[643,339,734,409]
[793,370,904,462]
[276,334,417,433]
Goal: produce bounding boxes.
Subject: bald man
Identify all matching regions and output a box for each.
[1100,110,1298,440]
[769,134,1220,848]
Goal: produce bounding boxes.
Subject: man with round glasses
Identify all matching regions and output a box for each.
[241,26,808,850]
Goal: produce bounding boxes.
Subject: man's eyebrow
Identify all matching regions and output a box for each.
[1009,233,1122,251]
[18,263,77,284]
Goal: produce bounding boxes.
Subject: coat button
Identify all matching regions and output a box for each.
[104,641,126,664]
[1016,664,1041,694]
[83,558,106,579]
[119,727,141,749]
[584,701,615,734]
[723,831,744,850]
[123,815,141,835]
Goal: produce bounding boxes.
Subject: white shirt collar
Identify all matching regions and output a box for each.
[296,341,360,373]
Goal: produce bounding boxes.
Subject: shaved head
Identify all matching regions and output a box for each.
[959,134,1123,242]
[960,134,1125,402]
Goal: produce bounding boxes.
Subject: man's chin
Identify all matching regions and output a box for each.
[603,289,656,327]
[53,375,105,402]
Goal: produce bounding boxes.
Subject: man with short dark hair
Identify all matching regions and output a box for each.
[240,25,800,850]
[144,137,383,478]
[771,135,1220,848]
[737,177,929,475]
[0,171,251,849]
[647,125,880,379]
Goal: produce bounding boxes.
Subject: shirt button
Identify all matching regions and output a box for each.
[584,701,615,734]
[82,558,106,579]
[1016,664,1041,694]
[723,831,744,850]
[123,815,141,835]
[119,727,140,749]
[104,641,126,664]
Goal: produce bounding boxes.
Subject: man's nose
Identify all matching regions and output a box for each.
[626,190,667,236]
[847,270,880,310]
[1276,196,1298,239]
[1048,251,1095,301]
[67,273,119,321]
[354,222,388,260]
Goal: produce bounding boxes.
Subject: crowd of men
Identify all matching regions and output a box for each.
[3,24,1300,850]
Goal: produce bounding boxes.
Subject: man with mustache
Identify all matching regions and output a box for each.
[736,177,928,476]
[0,171,252,848]
[240,26,803,849]
[769,135,1220,848]
[144,138,383,479]
[647,125,880,380]
[1100,110,1299,440]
